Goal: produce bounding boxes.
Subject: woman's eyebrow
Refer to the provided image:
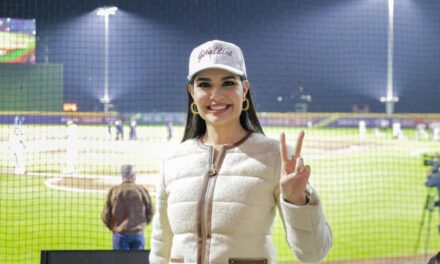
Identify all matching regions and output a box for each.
[195,77,211,82]
[196,75,237,82]
[221,75,237,81]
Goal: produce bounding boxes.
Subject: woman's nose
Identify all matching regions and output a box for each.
[209,86,224,100]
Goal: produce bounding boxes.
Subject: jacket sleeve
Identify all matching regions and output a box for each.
[274,152,333,263]
[149,162,173,264]
[101,189,113,231]
[139,185,154,224]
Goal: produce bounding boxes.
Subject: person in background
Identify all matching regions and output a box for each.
[430,123,440,141]
[102,165,154,250]
[358,120,367,139]
[63,120,79,174]
[428,251,440,264]
[415,123,429,140]
[107,118,113,140]
[149,40,332,263]
[129,119,138,140]
[9,125,26,175]
[115,118,124,141]
[166,121,173,141]
[392,122,404,140]
[425,153,440,195]
[14,115,25,128]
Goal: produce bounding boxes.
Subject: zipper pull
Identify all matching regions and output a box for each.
[207,166,217,177]
[208,146,217,177]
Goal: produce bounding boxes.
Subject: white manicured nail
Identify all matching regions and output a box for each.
[297,157,304,172]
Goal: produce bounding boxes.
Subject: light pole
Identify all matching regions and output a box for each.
[97,6,118,113]
[380,0,398,115]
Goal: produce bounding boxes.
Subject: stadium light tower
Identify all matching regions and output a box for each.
[380,0,398,115]
[97,6,118,113]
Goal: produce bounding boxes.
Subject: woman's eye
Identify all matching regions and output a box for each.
[223,81,235,87]
[197,82,211,88]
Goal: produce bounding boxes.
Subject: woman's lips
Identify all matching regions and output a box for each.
[207,104,230,114]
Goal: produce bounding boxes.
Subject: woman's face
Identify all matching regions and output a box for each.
[189,68,249,129]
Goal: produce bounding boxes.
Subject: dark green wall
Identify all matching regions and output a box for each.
[0,64,63,111]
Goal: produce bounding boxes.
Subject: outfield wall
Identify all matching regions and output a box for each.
[1,112,440,129]
[0,64,63,112]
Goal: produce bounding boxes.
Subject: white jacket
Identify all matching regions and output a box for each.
[150,133,332,264]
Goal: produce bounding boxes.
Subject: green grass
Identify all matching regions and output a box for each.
[0,174,154,264]
[1,125,440,263]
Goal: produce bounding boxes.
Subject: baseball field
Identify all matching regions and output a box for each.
[0,124,439,264]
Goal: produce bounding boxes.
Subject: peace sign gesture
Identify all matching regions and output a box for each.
[279,131,311,205]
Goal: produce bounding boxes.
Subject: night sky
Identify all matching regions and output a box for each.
[1,0,439,113]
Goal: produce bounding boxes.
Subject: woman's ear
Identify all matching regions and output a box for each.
[243,80,250,99]
[187,83,194,98]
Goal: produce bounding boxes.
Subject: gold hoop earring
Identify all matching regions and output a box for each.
[191,102,199,115]
[242,98,250,111]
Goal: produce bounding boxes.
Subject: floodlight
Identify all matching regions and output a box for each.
[96,6,118,17]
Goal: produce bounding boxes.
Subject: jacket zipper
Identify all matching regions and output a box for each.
[197,134,251,264]
[199,146,217,264]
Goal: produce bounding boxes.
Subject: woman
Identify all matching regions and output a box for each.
[150,40,332,264]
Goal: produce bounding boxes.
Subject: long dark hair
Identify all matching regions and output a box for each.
[182,78,264,142]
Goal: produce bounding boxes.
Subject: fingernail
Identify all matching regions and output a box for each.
[297,157,304,171]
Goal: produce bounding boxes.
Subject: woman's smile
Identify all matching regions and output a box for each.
[207,103,231,115]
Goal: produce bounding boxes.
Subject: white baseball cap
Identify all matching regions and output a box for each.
[187,40,247,81]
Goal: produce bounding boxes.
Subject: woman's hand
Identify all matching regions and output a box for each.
[279,131,310,205]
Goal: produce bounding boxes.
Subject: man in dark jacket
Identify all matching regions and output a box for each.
[428,251,440,264]
[102,165,154,250]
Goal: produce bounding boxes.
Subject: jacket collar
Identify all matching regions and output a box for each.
[196,132,253,150]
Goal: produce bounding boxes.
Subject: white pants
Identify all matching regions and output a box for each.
[12,150,26,174]
[64,146,78,173]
